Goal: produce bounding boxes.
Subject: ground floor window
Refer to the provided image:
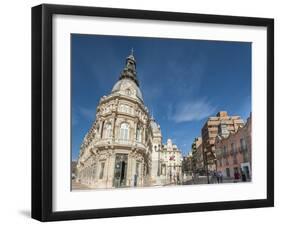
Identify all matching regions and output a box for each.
[114,154,128,187]
[225,168,230,177]
[242,165,251,179]
[136,162,140,176]
[219,159,222,167]
[99,162,105,179]
[161,164,166,175]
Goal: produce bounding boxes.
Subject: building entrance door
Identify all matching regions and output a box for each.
[243,166,250,179]
[113,154,128,187]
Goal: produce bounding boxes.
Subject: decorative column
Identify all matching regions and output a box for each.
[111,113,116,142]
[131,156,136,186]
[127,152,133,187]
[106,151,115,188]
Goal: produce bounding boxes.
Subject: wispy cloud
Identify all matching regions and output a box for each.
[169,98,216,123]
[166,54,207,96]
[79,107,96,120]
[72,114,78,126]
[142,84,163,103]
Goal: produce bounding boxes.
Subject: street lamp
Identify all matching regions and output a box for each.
[203,148,210,184]
[156,144,161,176]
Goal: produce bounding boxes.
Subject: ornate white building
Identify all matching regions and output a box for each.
[160,139,183,184]
[76,51,182,188]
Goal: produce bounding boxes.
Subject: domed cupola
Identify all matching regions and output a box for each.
[111,49,144,102]
[119,48,139,86]
[150,114,161,135]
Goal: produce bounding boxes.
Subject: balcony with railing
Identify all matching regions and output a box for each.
[238,146,248,153]
[223,151,229,158]
[116,139,132,145]
[95,138,114,146]
[135,141,146,150]
[230,148,238,155]
[216,153,222,160]
[94,138,147,151]
[243,153,249,162]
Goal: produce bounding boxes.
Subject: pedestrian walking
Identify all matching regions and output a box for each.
[241,171,247,182]
[134,174,138,186]
[219,171,223,183]
[211,171,216,184]
[215,171,220,183]
[234,170,240,183]
[177,172,180,185]
[169,172,172,183]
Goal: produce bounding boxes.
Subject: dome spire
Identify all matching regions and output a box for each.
[119,49,139,86]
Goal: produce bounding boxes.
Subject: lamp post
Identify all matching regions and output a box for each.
[203,148,210,184]
[156,144,161,176]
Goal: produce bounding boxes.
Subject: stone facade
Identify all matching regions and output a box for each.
[215,114,252,179]
[159,139,183,184]
[76,52,182,188]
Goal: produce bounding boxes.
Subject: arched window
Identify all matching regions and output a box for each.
[125,89,131,95]
[100,121,105,138]
[104,123,112,139]
[136,126,142,142]
[120,123,129,140]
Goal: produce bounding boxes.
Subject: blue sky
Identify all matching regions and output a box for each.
[71,34,251,160]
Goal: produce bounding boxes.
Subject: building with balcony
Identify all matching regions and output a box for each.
[182,152,193,176]
[76,51,182,188]
[201,111,245,171]
[191,137,204,175]
[215,114,252,180]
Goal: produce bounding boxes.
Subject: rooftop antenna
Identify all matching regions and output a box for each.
[131,47,134,56]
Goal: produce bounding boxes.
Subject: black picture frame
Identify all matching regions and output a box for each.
[32,3,274,222]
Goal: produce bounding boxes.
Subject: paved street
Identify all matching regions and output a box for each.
[183,176,251,185]
[71,180,91,190]
[71,177,251,190]
[183,176,208,185]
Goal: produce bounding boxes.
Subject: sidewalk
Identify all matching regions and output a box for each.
[183,176,251,185]
[71,180,91,190]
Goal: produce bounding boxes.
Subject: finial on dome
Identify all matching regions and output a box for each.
[127,48,135,62]
[118,49,139,86]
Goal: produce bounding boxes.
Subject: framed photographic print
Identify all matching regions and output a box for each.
[31,4,274,221]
